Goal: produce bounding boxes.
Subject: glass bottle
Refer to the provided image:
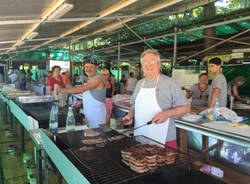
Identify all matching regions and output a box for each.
[66,107,75,131]
[49,105,58,133]
[214,97,220,120]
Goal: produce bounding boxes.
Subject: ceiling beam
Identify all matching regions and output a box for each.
[6,0,67,53]
[89,3,250,49]
[0,35,78,45]
[71,0,185,43]
[183,31,250,46]
[56,0,216,48]
[71,0,215,44]
[178,28,250,63]
[82,15,250,54]
[33,0,186,48]
[30,0,139,51]
[0,12,176,26]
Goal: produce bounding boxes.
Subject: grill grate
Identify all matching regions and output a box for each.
[63,136,146,184]
[57,132,191,184]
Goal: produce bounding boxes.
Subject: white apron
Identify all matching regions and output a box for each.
[134,76,170,144]
[82,90,106,128]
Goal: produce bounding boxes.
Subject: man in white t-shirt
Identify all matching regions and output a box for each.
[8,70,18,84]
[125,72,137,95]
[208,57,227,107]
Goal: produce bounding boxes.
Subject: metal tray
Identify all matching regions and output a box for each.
[17,95,54,104]
[4,90,35,99]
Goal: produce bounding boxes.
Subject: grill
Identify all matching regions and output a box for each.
[64,149,144,184]
[55,129,192,184]
[15,101,67,128]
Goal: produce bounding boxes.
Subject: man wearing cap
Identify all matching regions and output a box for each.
[208,57,227,107]
[56,58,106,128]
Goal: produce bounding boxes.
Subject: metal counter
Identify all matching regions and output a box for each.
[175,118,250,148]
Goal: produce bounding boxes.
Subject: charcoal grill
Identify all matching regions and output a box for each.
[54,129,195,184]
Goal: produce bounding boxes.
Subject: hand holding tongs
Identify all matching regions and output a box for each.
[121,120,152,134]
[133,121,152,131]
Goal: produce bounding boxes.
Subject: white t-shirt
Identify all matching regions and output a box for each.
[8,73,17,83]
[208,73,227,107]
[126,77,137,92]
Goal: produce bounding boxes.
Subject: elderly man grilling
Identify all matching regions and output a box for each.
[123,49,190,147]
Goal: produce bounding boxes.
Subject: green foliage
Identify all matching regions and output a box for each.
[160,63,171,76]
[216,0,250,14]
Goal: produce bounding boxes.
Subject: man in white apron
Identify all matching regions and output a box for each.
[56,58,106,128]
[123,49,190,147]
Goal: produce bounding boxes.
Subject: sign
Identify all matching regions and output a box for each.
[49,60,70,71]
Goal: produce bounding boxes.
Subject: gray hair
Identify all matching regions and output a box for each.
[140,49,161,63]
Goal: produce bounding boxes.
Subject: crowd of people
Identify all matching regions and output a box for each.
[7,69,36,90]
[6,49,246,146]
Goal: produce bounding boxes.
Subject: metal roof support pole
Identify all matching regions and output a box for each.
[117,41,121,93]
[68,41,73,82]
[172,15,178,72]
[178,28,250,63]
[9,57,12,70]
[117,18,169,62]
[117,18,153,49]
[0,12,177,26]
[183,31,250,46]
[92,15,250,54]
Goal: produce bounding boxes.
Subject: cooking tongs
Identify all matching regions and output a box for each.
[121,120,152,134]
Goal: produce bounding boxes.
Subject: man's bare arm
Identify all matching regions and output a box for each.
[122,105,135,125]
[232,85,242,101]
[58,77,102,94]
[186,89,192,99]
[48,86,52,95]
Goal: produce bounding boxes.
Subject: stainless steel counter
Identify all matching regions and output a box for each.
[175,118,250,148]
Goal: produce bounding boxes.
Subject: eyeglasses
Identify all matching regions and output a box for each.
[141,60,159,65]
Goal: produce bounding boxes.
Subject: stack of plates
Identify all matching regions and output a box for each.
[181,113,202,122]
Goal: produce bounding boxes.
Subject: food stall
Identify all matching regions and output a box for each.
[1,75,249,184]
[0,1,250,184]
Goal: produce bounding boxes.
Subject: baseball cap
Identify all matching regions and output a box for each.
[84,58,98,66]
